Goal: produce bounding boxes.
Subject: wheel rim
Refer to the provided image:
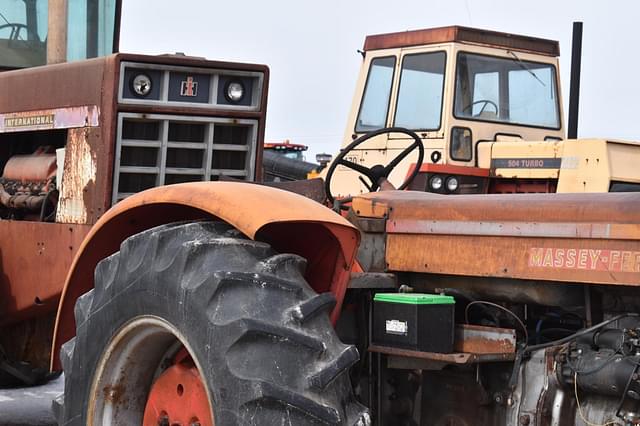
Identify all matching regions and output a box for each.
[87,316,214,426]
[142,350,212,426]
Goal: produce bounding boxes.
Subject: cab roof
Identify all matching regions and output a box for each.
[363,26,560,57]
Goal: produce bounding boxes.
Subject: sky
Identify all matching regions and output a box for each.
[120,0,640,159]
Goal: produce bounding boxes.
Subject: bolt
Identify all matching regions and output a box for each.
[507,397,514,406]
[190,422,201,426]
[355,412,372,426]
[157,415,169,426]
[494,394,503,404]
[519,415,530,425]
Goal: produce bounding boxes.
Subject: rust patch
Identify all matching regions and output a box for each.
[454,324,516,354]
[457,337,514,354]
[56,128,97,224]
[103,382,126,405]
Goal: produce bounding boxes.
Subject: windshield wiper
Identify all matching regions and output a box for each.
[508,51,546,87]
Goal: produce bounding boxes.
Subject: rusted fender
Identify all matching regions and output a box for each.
[51,181,359,370]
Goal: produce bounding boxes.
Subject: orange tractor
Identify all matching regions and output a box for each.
[2,2,640,425]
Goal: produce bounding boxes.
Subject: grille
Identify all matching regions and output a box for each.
[113,113,257,203]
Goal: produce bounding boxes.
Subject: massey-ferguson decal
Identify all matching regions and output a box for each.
[529,247,640,273]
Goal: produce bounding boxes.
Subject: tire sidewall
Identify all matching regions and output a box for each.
[66,275,233,425]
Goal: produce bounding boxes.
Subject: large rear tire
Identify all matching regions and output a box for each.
[56,221,369,425]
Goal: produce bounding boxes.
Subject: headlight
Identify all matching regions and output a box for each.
[446,176,459,192]
[225,81,245,102]
[429,175,443,191]
[132,74,152,97]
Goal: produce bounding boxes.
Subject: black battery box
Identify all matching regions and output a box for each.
[372,293,455,353]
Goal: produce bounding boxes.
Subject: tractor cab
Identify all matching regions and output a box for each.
[325,26,564,199]
[0,0,119,70]
[325,26,639,199]
[0,0,47,69]
[264,140,309,161]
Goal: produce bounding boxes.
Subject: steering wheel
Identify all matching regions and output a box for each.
[462,99,498,116]
[0,23,35,41]
[324,127,424,204]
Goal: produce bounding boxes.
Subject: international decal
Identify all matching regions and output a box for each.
[529,247,640,273]
[4,114,55,129]
[180,76,198,97]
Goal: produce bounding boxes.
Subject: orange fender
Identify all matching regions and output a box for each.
[51,182,359,370]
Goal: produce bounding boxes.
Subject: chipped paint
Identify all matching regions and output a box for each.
[56,128,97,224]
[0,105,99,133]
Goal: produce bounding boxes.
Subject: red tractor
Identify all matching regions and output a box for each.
[2,3,640,425]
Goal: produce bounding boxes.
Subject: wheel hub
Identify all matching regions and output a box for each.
[143,358,212,426]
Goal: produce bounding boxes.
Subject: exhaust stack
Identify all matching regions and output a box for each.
[47,0,68,64]
[568,21,583,139]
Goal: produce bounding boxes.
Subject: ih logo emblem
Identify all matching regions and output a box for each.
[180,76,198,97]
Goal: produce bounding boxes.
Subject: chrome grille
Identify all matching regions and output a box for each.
[113,112,257,203]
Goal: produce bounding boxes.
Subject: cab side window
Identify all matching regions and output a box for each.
[356,56,396,133]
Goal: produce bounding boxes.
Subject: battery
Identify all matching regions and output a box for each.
[372,293,455,353]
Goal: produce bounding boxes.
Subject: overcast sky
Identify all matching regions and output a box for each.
[121,0,640,158]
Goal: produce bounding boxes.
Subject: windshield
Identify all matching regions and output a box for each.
[0,0,47,69]
[283,151,304,161]
[67,0,119,61]
[0,0,119,69]
[394,51,446,130]
[454,52,560,129]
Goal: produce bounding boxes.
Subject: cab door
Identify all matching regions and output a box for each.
[328,49,401,198]
[385,46,450,186]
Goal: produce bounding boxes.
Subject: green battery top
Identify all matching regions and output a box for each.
[373,293,455,305]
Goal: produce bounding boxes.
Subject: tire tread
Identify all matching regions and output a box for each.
[61,221,369,426]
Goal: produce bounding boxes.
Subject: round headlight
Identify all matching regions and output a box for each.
[225,81,245,102]
[429,175,443,191]
[446,176,459,192]
[132,74,152,97]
